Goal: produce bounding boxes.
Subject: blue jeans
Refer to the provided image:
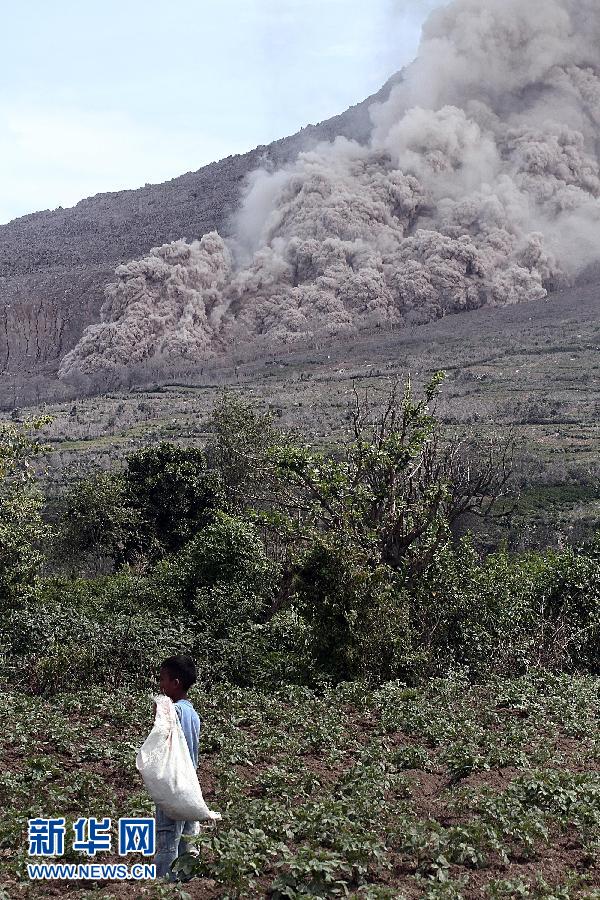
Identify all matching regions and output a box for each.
[154,806,197,880]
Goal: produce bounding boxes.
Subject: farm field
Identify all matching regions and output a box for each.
[1,673,598,899]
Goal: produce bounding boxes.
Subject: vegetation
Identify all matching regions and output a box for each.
[1,675,598,898]
[0,379,598,897]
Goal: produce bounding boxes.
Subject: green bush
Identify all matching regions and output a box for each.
[1,573,190,694]
[409,536,600,679]
[122,442,222,556]
[156,512,280,624]
[293,540,413,683]
[0,419,50,608]
[53,472,145,572]
[55,442,223,571]
[292,531,600,685]
[191,610,312,688]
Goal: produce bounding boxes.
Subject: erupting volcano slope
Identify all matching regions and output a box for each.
[0,76,398,380]
[60,0,600,387]
[4,0,600,394]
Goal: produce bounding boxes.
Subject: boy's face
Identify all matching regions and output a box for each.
[159,666,182,700]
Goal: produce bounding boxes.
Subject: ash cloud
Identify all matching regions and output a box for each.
[60,0,600,382]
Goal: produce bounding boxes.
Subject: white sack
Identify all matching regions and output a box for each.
[136,694,221,823]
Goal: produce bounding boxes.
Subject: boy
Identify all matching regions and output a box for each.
[153,654,201,880]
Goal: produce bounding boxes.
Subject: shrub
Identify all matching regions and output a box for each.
[0,419,50,608]
[155,512,280,626]
[122,442,222,556]
[293,540,413,682]
[409,536,600,679]
[2,573,190,694]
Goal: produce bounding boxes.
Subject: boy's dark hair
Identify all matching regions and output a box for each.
[160,655,197,691]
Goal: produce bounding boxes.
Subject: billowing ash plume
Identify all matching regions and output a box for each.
[60,0,600,381]
[60,234,233,379]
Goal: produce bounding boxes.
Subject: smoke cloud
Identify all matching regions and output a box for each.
[60,0,600,382]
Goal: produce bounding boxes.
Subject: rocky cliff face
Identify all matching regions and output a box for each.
[0,77,399,378]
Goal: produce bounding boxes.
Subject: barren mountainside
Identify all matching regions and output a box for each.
[0,76,400,379]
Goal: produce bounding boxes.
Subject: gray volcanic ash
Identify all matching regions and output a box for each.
[59,0,600,383]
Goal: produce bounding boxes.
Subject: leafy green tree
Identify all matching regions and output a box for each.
[56,442,222,570]
[54,472,145,572]
[269,374,509,578]
[204,392,289,509]
[265,375,512,682]
[122,442,221,557]
[0,419,50,609]
[293,540,412,682]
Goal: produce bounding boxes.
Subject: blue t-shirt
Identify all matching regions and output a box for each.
[175,699,201,768]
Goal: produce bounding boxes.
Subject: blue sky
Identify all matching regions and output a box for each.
[0,0,435,224]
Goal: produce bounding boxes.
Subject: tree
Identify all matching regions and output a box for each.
[54,473,145,573]
[268,373,511,579]
[122,442,221,557]
[239,373,513,683]
[156,512,280,632]
[293,540,412,681]
[56,442,223,570]
[0,418,50,608]
[204,392,289,509]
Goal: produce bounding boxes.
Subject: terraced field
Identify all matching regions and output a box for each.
[13,279,600,549]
